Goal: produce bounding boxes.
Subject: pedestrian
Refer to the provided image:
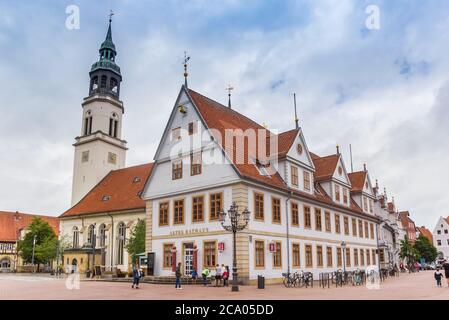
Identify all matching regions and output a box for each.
[215,264,222,287]
[434,268,443,287]
[442,261,449,287]
[175,262,182,290]
[131,264,141,289]
[222,265,229,287]
[191,269,198,283]
[202,267,210,286]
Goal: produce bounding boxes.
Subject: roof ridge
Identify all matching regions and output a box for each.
[110,162,153,173]
[188,88,269,132]
[0,211,58,219]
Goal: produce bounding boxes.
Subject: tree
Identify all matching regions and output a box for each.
[17,217,57,271]
[126,219,146,263]
[414,234,438,263]
[399,236,418,269]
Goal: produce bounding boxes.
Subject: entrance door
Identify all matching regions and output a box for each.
[184,243,194,276]
[0,258,11,270]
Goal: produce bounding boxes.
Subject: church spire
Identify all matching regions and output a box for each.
[89,14,122,99]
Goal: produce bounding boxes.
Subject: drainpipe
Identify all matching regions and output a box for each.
[285,191,292,276]
[107,213,114,272]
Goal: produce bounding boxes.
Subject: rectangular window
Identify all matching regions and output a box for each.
[326,247,333,268]
[369,199,374,213]
[335,184,341,202]
[190,152,202,176]
[315,209,322,231]
[363,197,368,212]
[370,223,375,239]
[304,206,311,229]
[210,193,223,221]
[273,241,282,268]
[163,244,173,268]
[354,248,359,266]
[291,202,299,227]
[188,121,197,135]
[358,220,363,238]
[343,188,348,204]
[82,150,89,163]
[305,245,313,268]
[172,160,182,180]
[335,214,341,234]
[291,166,299,186]
[372,249,376,265]
[346,248,351,267]
[344,217,349,235]
[303,171,311,191]
[272,198,281,223]
[380,250,385,263]
[337,247,342,267]
[255,240,265,268]
[171,127,181,141]
[360,249,365,266]
[366,249,371,265]
[438,240,442,246]
[325,211,331,232]
[317,245,323,267]
[192,196,204,222]
[173,199,184,224]
[254,193,264,220]
[364,222,369,239]
[292,243,300,267]
[352,218,358,237]
[204,241,217,268]
[159,202,169,226]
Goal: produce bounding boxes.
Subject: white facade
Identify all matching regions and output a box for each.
[432,217,449,260]
[143,87,380,283]
[71,95,127,206]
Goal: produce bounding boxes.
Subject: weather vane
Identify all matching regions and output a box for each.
[226,84,234,109]
[109,10,114,23]
[183,51,190,88]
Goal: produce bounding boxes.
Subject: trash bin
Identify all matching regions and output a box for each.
[86,269,91,278]
[257,275,265,289]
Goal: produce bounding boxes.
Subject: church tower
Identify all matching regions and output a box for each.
[71,18,127,206]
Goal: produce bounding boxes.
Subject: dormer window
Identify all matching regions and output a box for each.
[102,195,110,201]
[133,176,141,183]
[335,184,341,202]
[255,159,271,176]
[303,171,311,191]
[291,166,298,187]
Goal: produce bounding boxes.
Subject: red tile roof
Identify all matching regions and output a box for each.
[417,226,433,243]
[311,154,340,182]
[187,89,370,217]
[0,211,59,242]
[348,171,367,192]
[277,129,300,159]
[61,163,153,218]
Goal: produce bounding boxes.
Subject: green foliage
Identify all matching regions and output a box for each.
[17,217,57,267]
[414,234,438,263]
[399,236,418,267]
[126,219,146,263]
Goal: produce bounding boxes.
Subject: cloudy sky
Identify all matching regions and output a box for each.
[0,0,448,228]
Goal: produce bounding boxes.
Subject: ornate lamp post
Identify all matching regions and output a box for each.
[219,202,250,292]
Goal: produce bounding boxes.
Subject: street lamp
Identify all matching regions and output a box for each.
[31,235,37,273]
[341,241,347,274]
[219,202,250,292]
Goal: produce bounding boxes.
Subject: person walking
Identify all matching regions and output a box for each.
[222,265,230,287]
[131,264,141,289]
[175,262,183,290]
[215,264,222,287]
[202,267,210,286]
[434,268,443,287]
[442,261,449,287]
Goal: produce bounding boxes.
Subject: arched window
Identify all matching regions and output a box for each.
[110,78,118,94]
[99,224,106,247]
[0,257,11,270]
[108,113,119,138]
[90,76,98,91]
[100,75,107,89]
[84,110,92,136]
[87,225,95,247]
[117,222,126,265]
[72,227,79,249]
